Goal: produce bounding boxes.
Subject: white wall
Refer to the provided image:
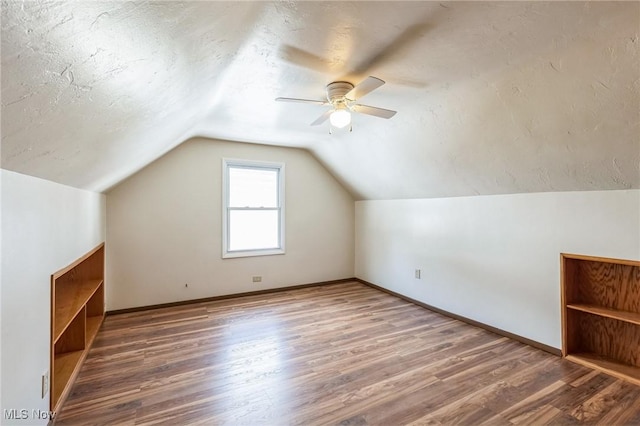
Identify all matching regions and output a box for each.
[106,138,354,310]
[0,169,106,425]
[355,190,640,349]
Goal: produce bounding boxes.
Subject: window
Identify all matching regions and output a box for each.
[222,159,285,258]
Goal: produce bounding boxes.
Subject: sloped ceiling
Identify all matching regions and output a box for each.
[2,1,638,199]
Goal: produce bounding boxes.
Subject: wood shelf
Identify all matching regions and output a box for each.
[51,243,105,412]
[566,353,640,386]
[561,253,640,386]
[54,279,103,341]
[53,350,84,400]
[566,303,640,326]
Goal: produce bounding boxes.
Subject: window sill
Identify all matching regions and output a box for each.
[222,248,285,259]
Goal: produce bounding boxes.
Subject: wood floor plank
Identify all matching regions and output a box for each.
[54,282,640,425]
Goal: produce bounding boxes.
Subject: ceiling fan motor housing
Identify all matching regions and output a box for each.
[326,81,355,105]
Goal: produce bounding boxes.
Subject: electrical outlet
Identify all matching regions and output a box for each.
[415,269,421,279]
[41,371,49,398]
[252,276,262,283]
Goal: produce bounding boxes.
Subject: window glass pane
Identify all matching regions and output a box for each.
[229,167,278,208]
[229,210,279,251]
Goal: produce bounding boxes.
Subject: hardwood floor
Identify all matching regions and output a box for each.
[54,282,640,425]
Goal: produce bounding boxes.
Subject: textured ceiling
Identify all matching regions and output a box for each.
[2,1,639,199]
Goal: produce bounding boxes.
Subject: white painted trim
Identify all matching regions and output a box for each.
[222,158,285,259]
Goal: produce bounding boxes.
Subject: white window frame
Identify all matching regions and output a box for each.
[222,158,285,259]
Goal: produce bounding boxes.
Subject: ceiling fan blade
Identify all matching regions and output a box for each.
[352,104,397,119]
[310,109,333,126]
[276,97,328,106]
[351,22,431,76]
[345,76,385,101]
[279,44,331,73]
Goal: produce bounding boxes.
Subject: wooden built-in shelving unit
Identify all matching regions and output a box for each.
[561,253,640,386]
[51,243,105,411]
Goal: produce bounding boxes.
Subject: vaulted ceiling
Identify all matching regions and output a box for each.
[2,1,638,199]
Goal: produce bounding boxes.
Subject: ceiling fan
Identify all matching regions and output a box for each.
[275,76,397,131]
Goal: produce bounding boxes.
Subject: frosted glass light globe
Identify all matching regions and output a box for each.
[330,109,351,128]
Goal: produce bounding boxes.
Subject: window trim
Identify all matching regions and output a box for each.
[222,158,285,259]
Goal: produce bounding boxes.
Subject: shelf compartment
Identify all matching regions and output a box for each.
[55,307,86,355]
[86,282,104,316]
[565,353,640,386]
[52,350,85,408]
[566,303,640,326]
[86,315,104,346]
[562,255,640,313]
[54,279,103,341]
[565,309,639,369]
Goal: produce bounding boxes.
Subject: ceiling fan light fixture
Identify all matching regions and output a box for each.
[275,76,396,128]
[330,108,351,128]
